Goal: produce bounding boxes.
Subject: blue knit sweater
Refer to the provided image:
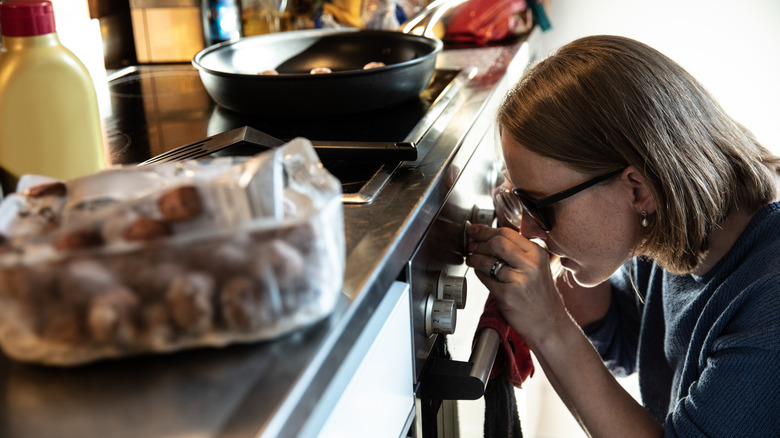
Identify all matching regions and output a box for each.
[584,202,780,437]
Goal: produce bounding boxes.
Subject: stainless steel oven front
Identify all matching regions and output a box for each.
[406,121,503,437]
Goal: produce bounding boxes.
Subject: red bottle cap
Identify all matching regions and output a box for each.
[0,0,57,37]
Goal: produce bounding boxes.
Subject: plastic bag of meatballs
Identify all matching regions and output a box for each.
[0,138,345,366]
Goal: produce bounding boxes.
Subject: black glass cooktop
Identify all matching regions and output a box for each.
[103,64,464,202]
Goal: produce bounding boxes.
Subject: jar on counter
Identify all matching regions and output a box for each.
[240,0,292,35]
[0,0,105,194]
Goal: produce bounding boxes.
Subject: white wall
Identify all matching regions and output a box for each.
[537,0,780,154]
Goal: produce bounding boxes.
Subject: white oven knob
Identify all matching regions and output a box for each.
[424,294,457,337]
[438,271,467,309]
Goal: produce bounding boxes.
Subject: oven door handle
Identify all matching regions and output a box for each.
[417,328,500,400]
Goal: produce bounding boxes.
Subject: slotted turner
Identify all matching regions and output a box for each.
[139,126,417,165]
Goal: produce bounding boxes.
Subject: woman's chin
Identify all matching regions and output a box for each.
[563,261,607,288]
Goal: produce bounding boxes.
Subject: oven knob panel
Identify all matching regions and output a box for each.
[437,271,467,309]
[424,295,457,337]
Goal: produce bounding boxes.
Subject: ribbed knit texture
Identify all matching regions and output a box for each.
[585,202,780,437]
[484,373,523,438]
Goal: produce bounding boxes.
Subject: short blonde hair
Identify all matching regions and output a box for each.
[498,35,780,274]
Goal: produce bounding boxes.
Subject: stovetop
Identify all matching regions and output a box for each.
[104,64,468,203]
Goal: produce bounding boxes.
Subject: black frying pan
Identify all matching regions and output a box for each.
[192,28,443,116]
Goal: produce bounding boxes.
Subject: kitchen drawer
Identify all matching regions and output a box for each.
[307,282,415,438]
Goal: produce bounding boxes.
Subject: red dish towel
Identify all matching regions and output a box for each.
[445,0,533,45]
[476,294,534,387]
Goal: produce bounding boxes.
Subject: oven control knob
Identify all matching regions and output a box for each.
[463,206,497,255]
[471,205,495,226]
[424,294,457,337]
[438,271,467,309]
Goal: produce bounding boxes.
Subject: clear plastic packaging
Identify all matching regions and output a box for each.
[0,138,345,366]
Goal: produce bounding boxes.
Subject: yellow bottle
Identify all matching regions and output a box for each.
[0,0,104,194]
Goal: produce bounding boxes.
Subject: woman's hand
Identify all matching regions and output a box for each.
[466,223,662,438]
[465,223,572,349]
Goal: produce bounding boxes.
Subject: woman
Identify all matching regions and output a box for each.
[466,35,780,437]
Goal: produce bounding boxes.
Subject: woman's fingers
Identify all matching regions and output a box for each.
[466,224,548,276]
[464,223,565,344]
[467,223,537,255]
[469,253,518,284]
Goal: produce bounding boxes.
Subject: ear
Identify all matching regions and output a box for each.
[621,166,656,214]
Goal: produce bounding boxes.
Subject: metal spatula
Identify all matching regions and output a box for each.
[139,126,417,166]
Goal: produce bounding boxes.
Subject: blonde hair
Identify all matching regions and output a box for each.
[498,35,780,274]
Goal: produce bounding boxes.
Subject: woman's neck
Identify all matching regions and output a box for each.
[692,199,776,276]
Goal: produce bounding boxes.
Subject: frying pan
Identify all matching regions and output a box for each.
[192,28,443,116]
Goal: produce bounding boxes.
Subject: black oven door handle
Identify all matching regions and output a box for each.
[417,328,501,400]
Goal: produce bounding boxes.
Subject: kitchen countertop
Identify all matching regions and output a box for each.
[0,29,541,438]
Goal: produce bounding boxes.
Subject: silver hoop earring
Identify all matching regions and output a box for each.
[641,210,648,227]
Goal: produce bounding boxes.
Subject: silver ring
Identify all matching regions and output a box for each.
[490,259,505,280]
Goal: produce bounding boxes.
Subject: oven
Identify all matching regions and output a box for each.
[0,31,538,438]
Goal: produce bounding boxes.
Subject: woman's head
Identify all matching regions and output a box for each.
[498,34,779,274]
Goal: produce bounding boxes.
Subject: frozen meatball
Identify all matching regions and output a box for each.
[139,302,174,348]
[166,271,215,334]
[127,261,184,301]
[221,276,273,332]
[55,228,104,252]
[86,286,139,345]
[158,186,202,223]
[252,239,307,312]
[59,259,116,305]
[267,240,306,280]
[122,217,171,242]
[204,235,252,275]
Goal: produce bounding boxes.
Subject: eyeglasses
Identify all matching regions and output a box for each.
[506,168,623,232]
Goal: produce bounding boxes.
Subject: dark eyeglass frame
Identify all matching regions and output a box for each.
[512,168,623,232]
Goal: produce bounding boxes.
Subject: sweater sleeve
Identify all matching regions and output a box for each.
[664,275,780,437]
[582,260,646,377]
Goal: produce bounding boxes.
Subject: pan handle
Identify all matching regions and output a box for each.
[401,0,469,37]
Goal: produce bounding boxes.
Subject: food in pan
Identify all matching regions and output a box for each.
[363,61,386,69]
[260,62,385,76]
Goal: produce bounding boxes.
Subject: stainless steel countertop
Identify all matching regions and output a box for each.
[0,30,541,438]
